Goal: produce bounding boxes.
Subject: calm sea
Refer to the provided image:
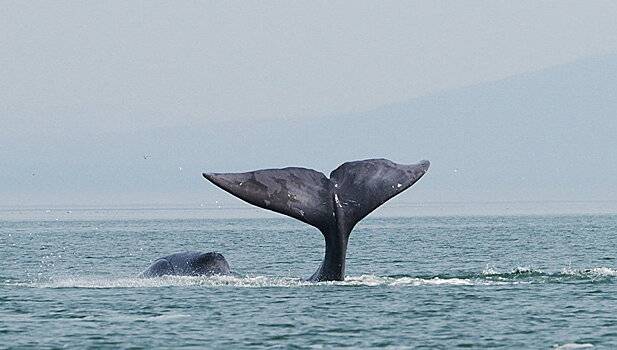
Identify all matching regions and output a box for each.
[1,206,616,349]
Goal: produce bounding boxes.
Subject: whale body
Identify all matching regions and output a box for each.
[141,251,231,277]
[203,158,429,282]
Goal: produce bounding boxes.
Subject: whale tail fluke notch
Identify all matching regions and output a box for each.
[330,158,430,233]
[203,159,429,234]
[203,158,430,281]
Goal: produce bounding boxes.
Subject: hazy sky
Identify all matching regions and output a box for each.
[2,1,617,134]
[2,2,617,207]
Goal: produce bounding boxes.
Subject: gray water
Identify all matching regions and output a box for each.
[1,210,617,349]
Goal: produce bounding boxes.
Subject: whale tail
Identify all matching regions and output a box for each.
[203,158,429,281]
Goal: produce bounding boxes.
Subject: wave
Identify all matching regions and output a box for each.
[561,266,617,277]
[553,343,594,349]
[481,266,617,282]
[5,267,616,289]
[481,265,546,278]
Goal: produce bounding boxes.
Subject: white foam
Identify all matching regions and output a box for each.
[15,274,500,289]
[481,265,498,275]
[149,313,192,321]
[12,264,616,289]
[561,267,617,277]
[342,275,477,286]
[482,265,617,279]
[553,343,594,349]
[481,266,539,276]
[589,267,617,276]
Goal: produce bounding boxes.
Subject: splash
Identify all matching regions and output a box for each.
[7,266,616,289]
[342,275,480,286]
[480,265,617,283]
[482,265,542,276]
[11,274,496,289]
[561,266,617,277]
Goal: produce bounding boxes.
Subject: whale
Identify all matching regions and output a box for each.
[203,158,429,282]
[141,251,231,277]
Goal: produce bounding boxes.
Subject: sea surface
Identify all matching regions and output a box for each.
[1,207,617,349]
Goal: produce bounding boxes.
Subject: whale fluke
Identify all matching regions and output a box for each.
[203,158,429,281]
[329,159,430,234]
[204,168,335,232]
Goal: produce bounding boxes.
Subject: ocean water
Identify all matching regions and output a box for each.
[1,209,617,349]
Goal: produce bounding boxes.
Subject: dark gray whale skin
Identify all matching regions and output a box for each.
[203,158,429,282]
[141,251,231,277]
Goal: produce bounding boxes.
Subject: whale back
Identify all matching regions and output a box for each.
[141,251,231,277]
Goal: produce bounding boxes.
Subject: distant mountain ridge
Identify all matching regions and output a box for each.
[2,54,616,206]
